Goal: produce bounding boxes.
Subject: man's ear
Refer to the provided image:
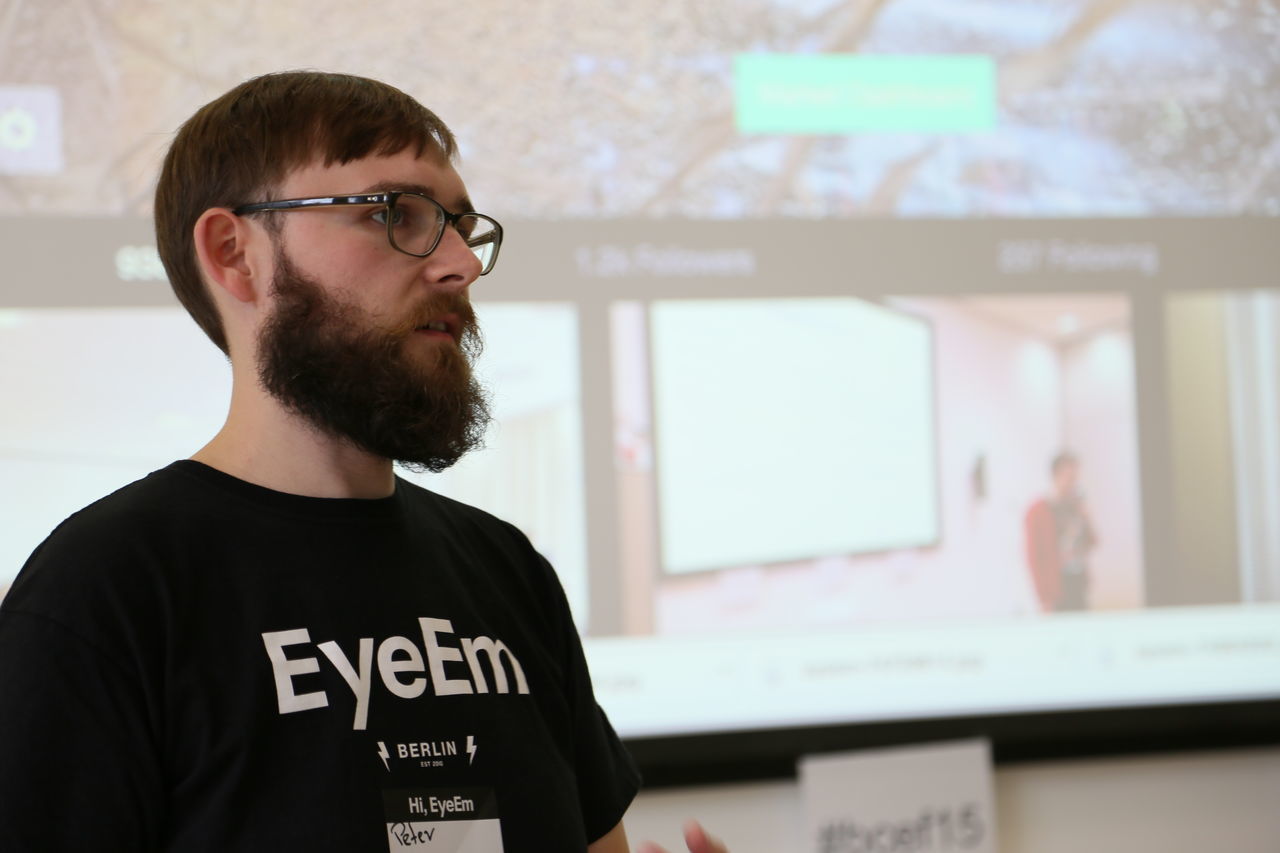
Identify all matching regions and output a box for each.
[192,207,264,304]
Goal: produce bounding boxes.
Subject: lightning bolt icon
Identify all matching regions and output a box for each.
[377,741,390,772]
[466,735,477,765]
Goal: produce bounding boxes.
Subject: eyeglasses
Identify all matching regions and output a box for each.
[232,191,503,275]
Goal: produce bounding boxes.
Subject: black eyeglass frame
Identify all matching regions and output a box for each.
[232,191,503,275]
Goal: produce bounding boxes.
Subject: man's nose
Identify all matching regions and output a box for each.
[421,225,482,290]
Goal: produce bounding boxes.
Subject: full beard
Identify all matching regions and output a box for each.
[256,250,491,473]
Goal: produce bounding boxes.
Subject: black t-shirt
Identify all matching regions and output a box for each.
[0,461,639,851]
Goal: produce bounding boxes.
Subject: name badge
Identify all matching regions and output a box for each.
[383,787,502,851]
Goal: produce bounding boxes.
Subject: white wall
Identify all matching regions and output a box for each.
[623,746,1280,853]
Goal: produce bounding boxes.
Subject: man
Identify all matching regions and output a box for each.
[1024,451,1098,612]
[0,71,722,853]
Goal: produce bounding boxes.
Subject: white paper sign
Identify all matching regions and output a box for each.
[800,738,997,853]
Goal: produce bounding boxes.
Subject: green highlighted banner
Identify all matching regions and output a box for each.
[734,54,996,134]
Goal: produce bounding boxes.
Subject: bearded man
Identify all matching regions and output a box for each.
[0,70,723,853]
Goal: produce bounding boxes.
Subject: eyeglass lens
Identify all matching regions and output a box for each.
[389,194,499,270]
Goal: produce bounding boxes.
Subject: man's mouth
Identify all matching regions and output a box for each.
[413,316,459,343]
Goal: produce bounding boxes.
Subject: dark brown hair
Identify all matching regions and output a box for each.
[154,71,457,354]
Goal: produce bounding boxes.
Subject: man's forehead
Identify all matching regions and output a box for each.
[279,150,470,205]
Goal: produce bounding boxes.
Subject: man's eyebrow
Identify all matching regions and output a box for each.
[358,181,475,213]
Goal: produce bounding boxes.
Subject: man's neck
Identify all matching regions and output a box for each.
[193,382,397,499]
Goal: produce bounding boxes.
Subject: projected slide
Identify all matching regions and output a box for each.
[612,293,1143,636]
[1165,290,1280,606]
[0,308,232,584]
[0,304,590,622]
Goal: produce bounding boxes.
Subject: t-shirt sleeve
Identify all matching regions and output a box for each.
[0,608,165,851]
[534,554,642,843]
[575,695,643,843]
[0,505,168,853]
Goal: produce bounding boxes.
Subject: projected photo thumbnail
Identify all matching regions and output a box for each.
[611,294,1144,636]
[1,0,1276,219]
[1165,290,1280,606]
[0,308,232,593]
[0,303,590,620]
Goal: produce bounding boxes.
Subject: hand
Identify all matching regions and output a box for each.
[635,820,728,853]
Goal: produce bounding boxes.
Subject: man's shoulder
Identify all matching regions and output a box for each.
[395,477,531,544]
[44,462,206,538]
[5,464,204,593]
[392,478,562,605]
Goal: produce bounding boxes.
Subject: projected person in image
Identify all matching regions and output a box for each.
[1024,451,1098,613]
[0,71,723,853]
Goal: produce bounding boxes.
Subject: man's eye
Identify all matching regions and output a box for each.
[371,207,405,226]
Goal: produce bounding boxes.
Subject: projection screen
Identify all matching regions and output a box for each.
[2,0,1278,780]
